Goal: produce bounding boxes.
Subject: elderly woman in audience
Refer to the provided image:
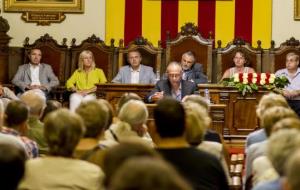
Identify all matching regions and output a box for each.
[252,117,300,187]
[110,157,192,190]
[74,100,109,168]
[103,140,160,188]
[245,106,298,190]
[103,100,154,147]
[66,50,107,112]
[221,49,255,80]
[183,101,231,184]
[246,93,290,150]
[252,129,300,190]
[18,109,104,190]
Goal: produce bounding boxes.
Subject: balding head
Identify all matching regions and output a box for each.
[118,100,148,127]
[20,90,46,117]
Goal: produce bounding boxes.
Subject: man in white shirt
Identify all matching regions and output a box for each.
[12,48,59,96]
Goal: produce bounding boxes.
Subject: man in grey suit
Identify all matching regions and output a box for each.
[147,62,197,103]
[112,50,157,84]
[12,48,59,96]
[181,51,208,84]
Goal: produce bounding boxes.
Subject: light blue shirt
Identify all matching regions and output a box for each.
[275,68,300,100]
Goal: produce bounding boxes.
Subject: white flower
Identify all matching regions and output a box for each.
[243,73,248,79]
[243,78,248,84]
[252,78,257,84]
[269,74,275,84]
[261,73,266,79]
[260,78,266,85]
[233,73,239,82]
[253,73,257,78]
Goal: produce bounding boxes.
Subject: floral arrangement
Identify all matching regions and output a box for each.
[222,73,290,96]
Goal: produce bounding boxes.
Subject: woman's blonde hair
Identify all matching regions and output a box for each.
[256,93,289,118]
[78,50,96,72]
[183,102,211,145]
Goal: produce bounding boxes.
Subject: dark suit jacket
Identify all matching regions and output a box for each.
[146,79,197,103]
[184,63,208,84]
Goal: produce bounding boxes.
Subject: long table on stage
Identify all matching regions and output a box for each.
[96,83,269,140]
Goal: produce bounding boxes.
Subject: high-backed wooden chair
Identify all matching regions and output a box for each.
[23,33,69,85]
[69,34,116,82]
[216,38,262,82]
[23,34,69,102]
[165,23,213,82]
[117,36,163,78]
[269,37,300,73]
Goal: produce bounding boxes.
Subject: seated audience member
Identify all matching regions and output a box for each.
[104,100,153,147]
[183,101,231,184]
[12,48,59,97]
[154,98,229,190]
[97,99,114,130]
[40,100,62,122]
[102,140,160,188]
[180,51,208,84]
[252,129,300,190]
[0,84,18,109]
[245,106,298,189]
[74,100,109,168]
[112,50,156,84]
[0,143,26,190]
[110,157,192,190]
[66,50,107,112]
[252,117,300,186]
[182,94,222,143]
[221,49,255,80]
[19,109,104,190]
[275,52,300,117]
[116,92,142,114]
[1,101,38,158]
[147,62,197,102]
[284,149,300,190]
[20,90,48,154]
[245,93,290,150]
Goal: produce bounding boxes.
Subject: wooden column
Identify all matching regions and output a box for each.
[0,17,11,83]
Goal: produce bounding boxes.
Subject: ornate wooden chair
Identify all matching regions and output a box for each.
[165,23,213,82]
[269,37,300,73]
[117,36,163,78]
[23,33,69,102]
[70,34,116,82]
[216,38,263,82]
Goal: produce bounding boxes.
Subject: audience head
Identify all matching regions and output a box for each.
[28,48,42,65]
[154,98,185,138]
[285,52,299,71]
[78,50,95,71]
[40,100,62,122]
[183,101,211,145]
[0,143,26,190]
[97,99,114,129]
[5,101,29,129]
[117,92,142,114]
[256,93,289,118]
[233,49,248,68]
[76,100,108,138]
[127,50,142,70]
[118,100,148,136]
[103,140,159,187]
[260,106,298,137]
[182,94,209,112]
[166,62,183,87]
[285,149,300,190]
[20,89,46,118]
[110,157,192,190]
[272,117,300,134]
[267,129,300,176]
[44,109,85,157]
[181,51,196,71]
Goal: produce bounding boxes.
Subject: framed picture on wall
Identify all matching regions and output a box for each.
[3,0,84,13]
[295,0,300,20]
